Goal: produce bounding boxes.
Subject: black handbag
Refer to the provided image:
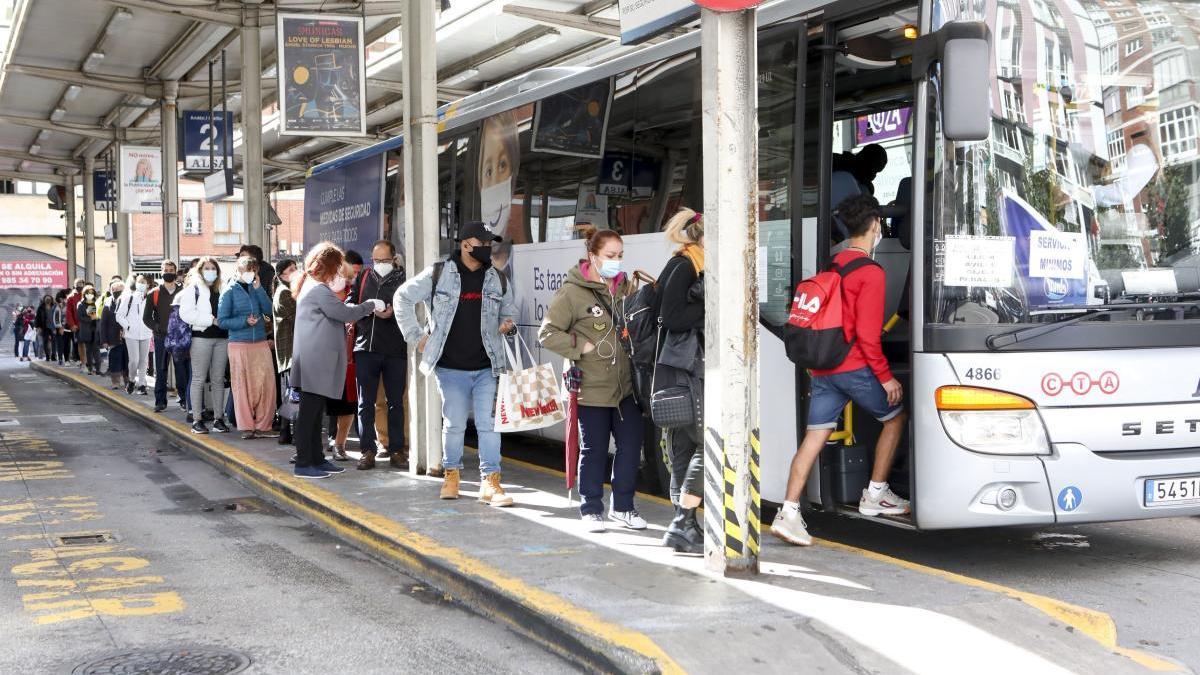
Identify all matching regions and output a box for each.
[649,329,703,429]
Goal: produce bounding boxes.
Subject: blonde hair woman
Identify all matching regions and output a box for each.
[177,256,230,435]
[657,207,706,553]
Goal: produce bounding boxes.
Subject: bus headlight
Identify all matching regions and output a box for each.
[935,386,1051,456]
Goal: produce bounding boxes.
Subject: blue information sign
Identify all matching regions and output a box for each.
[303,155,385,256]
[597,152,660,198]
[181,110,234,171]
[93,170,115,210]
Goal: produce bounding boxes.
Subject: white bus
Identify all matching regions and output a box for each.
[306,0,1200,529]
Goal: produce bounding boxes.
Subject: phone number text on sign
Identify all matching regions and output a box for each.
[1041,371,1119,396]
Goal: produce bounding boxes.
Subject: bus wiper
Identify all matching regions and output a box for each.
[984,302,1200,351]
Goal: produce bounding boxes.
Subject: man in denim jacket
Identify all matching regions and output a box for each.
[394,222,517,506]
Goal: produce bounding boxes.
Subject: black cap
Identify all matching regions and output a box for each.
[457,221,502,243]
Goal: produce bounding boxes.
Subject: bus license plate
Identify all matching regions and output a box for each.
[1144,475,1200,507]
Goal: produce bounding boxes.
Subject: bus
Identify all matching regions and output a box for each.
[304,0,1200,529]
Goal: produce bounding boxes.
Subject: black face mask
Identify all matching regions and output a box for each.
[468,245,493,265]
[162,273,177,283]
[75,286,83,292]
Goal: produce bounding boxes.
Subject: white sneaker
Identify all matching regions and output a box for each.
[770,509,813,546]
[581,513,606,533]
[608,508,647,530]
[859,486,911,516]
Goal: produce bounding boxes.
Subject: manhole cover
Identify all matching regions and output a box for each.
[72,647,250,675]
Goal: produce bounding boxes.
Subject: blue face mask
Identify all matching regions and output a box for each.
[203,270,218,283]
[597,259,622,279]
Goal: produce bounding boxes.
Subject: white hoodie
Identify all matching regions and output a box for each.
[176,280,219,331]
[115,290,153,341]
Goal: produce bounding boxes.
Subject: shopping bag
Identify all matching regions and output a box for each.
[493,372,520,433]
[495,333,566,432]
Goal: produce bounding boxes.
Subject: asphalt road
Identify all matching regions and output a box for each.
[0,355,576,674]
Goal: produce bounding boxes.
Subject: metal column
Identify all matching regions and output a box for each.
[82,158,96,283]
[63,172,77,284]
[402,0,443,474]
[161,81,181,264]
[700,7,761,576]
[116,211,131,279]
[241,12,265,250]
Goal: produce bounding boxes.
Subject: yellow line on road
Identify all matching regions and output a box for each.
[35,363,682,675]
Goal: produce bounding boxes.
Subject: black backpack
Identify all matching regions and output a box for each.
[622,262,686,412]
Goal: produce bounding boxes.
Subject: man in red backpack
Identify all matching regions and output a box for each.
[772,194,909,547]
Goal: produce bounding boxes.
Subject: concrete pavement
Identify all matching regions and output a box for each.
[31,357,1190,674]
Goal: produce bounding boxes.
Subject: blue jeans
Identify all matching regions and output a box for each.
[434,367,500,475]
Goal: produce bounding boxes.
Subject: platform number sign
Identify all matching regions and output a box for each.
[182,111,233,171]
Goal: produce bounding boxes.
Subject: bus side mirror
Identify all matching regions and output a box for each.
[912,22,992,142]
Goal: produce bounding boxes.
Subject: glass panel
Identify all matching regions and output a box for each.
[758,33,798,324]
[928,0,1200,329]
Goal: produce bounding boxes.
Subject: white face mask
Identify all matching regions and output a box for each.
[203,269,219,284]
[374,262,394,278]
[329,276,348,293]
[239,271,255,284]
[480,176,513,238]
[135,282,148,293]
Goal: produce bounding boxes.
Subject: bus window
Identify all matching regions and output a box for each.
[437,135,474,245]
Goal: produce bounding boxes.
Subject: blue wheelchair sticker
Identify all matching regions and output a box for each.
[1057,486,1082,512]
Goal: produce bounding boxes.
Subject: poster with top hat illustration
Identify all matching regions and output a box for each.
[277,13,366,137]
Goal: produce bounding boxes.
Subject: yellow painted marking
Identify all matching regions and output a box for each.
[25,592,184,625]
[0,389,18,413]
[38,363,682,674]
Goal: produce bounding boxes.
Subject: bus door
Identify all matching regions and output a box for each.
[795,3,921,522]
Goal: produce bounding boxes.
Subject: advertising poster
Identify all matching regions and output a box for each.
[118,145,163,214]
[575,182,608,229]
[531,78,612,158]
[479,109,529,271]
[277,13,366,137]
[303,154,385,255]
[1002,191,1088,306]
[855,107,911,145]
[182,110,234,170]
[0,261,67,289]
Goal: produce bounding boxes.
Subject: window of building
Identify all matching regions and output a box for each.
[15,180,33,195]
[1154,53,1187,91]
[1126,85,1146,107]
[1104,89,1121,116]
[1101,42,1119,75]
[1152,28,1177,48]
[213,202,245,245]
[1159,106,1198,160]
[182,200,201,235]
[1001,83,1026,123]
[1124,37,1144,56]
[1107,130,1127,170]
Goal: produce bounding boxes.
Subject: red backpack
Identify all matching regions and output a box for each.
[767,256,878,369]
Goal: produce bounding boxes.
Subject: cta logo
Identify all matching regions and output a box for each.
[1041,371,1120,396]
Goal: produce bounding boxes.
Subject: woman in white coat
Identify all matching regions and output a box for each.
[115,274,154,395]
[178,256,231,435]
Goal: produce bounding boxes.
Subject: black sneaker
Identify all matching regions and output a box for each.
[154,404,167,413]
[190,421,209,435]
[211,420,230,433]
[186,413,194,424]
[126,381,135,394]
[178,398,186,410]
[138,386,148,396]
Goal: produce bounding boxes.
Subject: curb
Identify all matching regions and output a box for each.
[35,361,682,675]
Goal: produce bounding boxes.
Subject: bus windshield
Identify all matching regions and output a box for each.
[927,0,1200,326]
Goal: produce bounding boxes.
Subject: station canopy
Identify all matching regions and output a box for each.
[0,0,690,189]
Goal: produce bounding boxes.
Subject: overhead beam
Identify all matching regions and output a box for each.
[0,170,64,185]
[502,5,620,38]
[0,149,80,170]
[5,63,215,99]
[0,115,159,141]
[263,157,307,172]
[440,26,558,81]
[100,0,241,27]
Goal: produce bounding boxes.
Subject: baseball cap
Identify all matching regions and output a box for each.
[457,221,502,243]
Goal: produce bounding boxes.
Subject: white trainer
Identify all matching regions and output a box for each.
[858,487,911,516]
[581,513,606,533]
[608,508,648,530]
[770,509,813,546]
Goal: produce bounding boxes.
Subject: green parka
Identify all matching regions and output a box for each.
[538,263,636,408]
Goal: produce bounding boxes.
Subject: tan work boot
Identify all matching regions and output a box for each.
[356,451,376,471]
[439,469,460,500]
[479,473,514,507]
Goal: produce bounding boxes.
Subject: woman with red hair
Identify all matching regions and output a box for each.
[289,242,386,478]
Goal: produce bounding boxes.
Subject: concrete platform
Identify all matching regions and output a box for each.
[33,360,1183,675]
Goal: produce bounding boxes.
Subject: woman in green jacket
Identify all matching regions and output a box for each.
[539,227,645,533]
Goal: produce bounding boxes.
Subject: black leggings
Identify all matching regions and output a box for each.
[295,391,331,468]
[668,424,704,502]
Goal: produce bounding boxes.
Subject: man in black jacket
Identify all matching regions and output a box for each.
[142,259,188,413]
[348,240,408,470]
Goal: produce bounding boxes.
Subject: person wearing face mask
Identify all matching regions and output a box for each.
[144,260,189,412]
[291,242,386,479]
[347,240,408,470]
[98,279,130,390]
[273,259,299,446]
[218,256,277,440]
[539,226,645,532]
[76,284,102,375]
[178,256,231,435]
[66,279,85,366]
[395,221,517,505]
[35,295,54,362]
[117,275,154,395]
[771,194,909,548]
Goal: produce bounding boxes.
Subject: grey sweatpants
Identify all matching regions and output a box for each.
[190,337,228,422]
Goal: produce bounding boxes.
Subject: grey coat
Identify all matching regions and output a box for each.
[290,280,376,400]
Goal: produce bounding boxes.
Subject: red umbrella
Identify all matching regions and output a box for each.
[563,365,583,502]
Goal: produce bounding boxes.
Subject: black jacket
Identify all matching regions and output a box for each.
[658,255,704,333]
[142,283,181,336]
[348,267,407,356]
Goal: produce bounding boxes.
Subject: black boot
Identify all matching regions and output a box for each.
[278,419,292,445]
[662,506,703,554]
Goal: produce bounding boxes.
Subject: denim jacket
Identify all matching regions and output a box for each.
[394,255,516,377]
[217,282,273,343]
